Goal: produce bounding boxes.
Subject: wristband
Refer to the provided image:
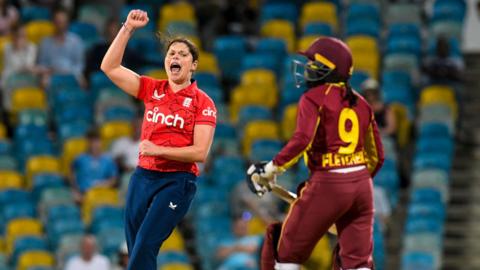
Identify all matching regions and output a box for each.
[121,22,135,34]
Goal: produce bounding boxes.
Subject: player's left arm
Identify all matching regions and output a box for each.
[364,112,385,177]
[139,124,215,162]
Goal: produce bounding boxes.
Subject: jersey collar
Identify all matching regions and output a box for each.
[167,79,198,96]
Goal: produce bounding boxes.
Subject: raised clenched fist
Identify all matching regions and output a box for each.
[125,9,149,29]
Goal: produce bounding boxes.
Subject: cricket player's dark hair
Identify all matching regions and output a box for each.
[157,32,199,63]
[311,70,357,107]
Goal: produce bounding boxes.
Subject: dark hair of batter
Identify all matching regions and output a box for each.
[157,32,199,62]
[324,71,358,107]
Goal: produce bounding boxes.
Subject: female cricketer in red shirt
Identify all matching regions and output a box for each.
[101,10,216,270]
[254,37,384,270]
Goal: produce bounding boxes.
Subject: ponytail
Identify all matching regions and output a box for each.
[343,81,357,107]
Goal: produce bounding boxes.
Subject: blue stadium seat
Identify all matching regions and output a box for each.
[211,156,246,189]
[11,236,49,266]
[303,22,333,36]
[347,4,380,25]
[103,106,136,123]
[250,139,283,161]
[58,121,90,142]
[427,37,462,58]
[215,123,237,139]
[242,53,279,77]
[21,6,51,22]
[0,155,17,171]
[213,36,248,82]
[157,251,190,266]
[0,189,31,206]
[194,72,220,88]
[91,206,123,226]
[411,188,443,204]
[202,86,224,103]
[416,137,454,156]
[97,227,125,257]
[388,23,421,41]
[49,74,79,93]
[407,203,446,220]
[373,220,385,270]
[401,251,435,270]
[15,139,55,168]
[1,201,36,225]
[53,87,90,107]
[238,105,273,128]
[432,0,466,23]
[386,36,422,58]
[418,123,451,138]
[349,71,370,92]
[14,124,48,143]
[256,38,288,63]
[405,217,443,234]
[0,140,11,155]
[47,218,85,248]
[55,103,93,124]
[374,159,400,207]
[90,71,116,92]
[47,205,81,225]
[260,3,298,25]
[69,22,99,49]
[280,83,304,109]
[346,19,381,38]
[91,218,124,234]
[32,174,65,201]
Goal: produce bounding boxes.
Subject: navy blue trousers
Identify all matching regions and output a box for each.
[125,167,197,270]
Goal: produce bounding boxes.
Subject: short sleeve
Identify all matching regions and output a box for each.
[136,76,158,101]
[195,92,217,127]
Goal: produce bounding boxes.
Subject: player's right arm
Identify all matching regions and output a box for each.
[101,10,149,97]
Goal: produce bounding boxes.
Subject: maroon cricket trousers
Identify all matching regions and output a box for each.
[261,168,375,270]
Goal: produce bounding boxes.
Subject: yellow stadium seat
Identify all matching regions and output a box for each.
[304,236,332,270]
[351,53,379,79]
[197,51,219,75]
[146,69,167,80]
[300,2,338,30]
[297,35,318,52]
[346,36,378,55]
[82,187,120,224]
[25,155,60,188]
[390,103,412,148]
[240,69,276,88]
[261,20,295,52]
[159,2,196,31]
[243,120,280,155]
[11,87,47,115]
[6,218,43,254]
[0,122,5,139]
[0,35,11,71]
[25,20,55,44]
[17,250,54,270]
[0,171,23,190]
[160,228,185,252]
[419,85,457,118]
[100,121,133,150]
[282,104,298,141]
[160,263,193,270]
[0,237,5,254]
[247,216,267,235]
[62,137,88,175]
[230,85,278,123]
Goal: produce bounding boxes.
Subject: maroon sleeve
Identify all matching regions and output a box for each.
[273,94,320,169]
[365,111,385,177]
[136,76,157,101]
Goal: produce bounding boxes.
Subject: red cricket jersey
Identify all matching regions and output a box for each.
[273,83,384,177]
[136,76,217,176]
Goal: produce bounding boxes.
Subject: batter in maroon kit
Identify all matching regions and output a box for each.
[252,37,384,270]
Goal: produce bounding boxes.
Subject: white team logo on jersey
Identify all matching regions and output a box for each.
[169,202,177,210]
[183,97,192,108]
[146,107,185,129]
[153,89,165,100]
[202,107,217,118]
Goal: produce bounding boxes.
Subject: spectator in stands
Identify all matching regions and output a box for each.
[112,242,129,270]
[110,115,142,173]
[216,214,262,269]
[38,7,86,87]
[70,129,118,202]
[1,23,38,110]
[65,234,110,270]
[85,17,138,80]
[231,180,282,225]
[424,36,464,84]
[0,0,18,36]
[362,79,397,137]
